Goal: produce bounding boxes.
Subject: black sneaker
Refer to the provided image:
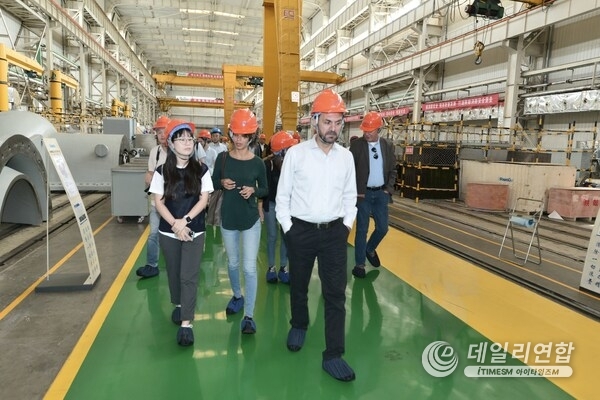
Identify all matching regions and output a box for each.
[136,265,159,278]
[352,266,366,279]
[177,326,194,346]
[366,250,381,268]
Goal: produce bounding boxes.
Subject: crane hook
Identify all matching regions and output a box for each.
[474,41,485,65]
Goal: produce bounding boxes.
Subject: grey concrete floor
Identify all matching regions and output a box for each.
[0,197,145,399]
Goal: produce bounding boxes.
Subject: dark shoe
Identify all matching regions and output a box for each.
[266,267,278,283]
[136,264,159,278]
[171,307,182,325]
[322,358,356,381]
[366,250,381,268]
[352,265,366,279]
[177,326,194,346]
[241,316,256,334]
[278,267,290,284]
[286,327,306,352]
[226,296,244,315]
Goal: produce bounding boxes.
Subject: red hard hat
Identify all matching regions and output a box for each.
[165,119,195,141]
[360,111,383,132]
[311,89,346,114]
[153,115,170,130]
[229,108,258,134]
[198,129,211,139]
[270,131,299,153]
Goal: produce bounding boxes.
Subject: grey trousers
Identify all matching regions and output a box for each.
[159,233,205,321]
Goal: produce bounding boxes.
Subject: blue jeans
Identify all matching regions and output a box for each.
[147,205,160,268]
[354,190,389,266]
[221,219,261,318]
[264,201,287,267]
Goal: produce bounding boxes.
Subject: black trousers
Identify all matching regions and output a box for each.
[285,218,349,360]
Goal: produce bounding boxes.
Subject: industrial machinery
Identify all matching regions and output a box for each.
[465,0,505,19]
[0,110,132,226]
[0,111,52,225]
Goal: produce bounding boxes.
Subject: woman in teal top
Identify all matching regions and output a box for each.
[212,109,268,334]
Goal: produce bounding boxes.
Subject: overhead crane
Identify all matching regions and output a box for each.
[153,72,254,90]
[221,64,345,136]
[156,97,254,113]
[153,65,344,136]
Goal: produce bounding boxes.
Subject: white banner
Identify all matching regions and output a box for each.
[43,138,101,284]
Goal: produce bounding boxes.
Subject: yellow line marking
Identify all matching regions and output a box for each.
[44,225,149,399]
[389,212,600,302]
[0,217,114,322]
[376,228,600,400]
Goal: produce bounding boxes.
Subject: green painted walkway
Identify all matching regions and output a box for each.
[57,225,571,399]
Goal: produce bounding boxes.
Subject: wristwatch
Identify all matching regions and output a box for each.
[185,215,192,224]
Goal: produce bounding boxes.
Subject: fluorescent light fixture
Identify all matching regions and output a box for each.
[185,40,234,47]
[183,27,209,33]
[214,30,238,36]
[182,27,238,36]
[180,9,245,19]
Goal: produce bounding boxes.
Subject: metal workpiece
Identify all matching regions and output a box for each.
[0,111,53,225]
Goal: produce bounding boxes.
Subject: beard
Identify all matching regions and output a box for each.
[317,130,338,144]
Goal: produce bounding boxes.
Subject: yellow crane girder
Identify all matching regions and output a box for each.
[153,73,252,90]
[157,97,253,112]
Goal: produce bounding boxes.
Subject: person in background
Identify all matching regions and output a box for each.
[276,89,357,382]
[208,127,228,154]
[212,109,268,335]
[197,129,218,175]
[253,133,270,159]
[349,111,397,278]
[194,129,207,164]
[263,131,298,284]
[135,115,170,279]
[149,119,213,346]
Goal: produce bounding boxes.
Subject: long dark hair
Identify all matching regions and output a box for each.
[162,128,203,200]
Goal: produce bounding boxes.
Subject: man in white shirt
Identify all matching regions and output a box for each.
[276,89,357,382]
[136,115,170,278]
[208,127,228,154]
[197,129,218,174]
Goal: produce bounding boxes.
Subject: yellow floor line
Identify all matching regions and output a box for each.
[0,217,114,322]
[44,226,149,400]
[368,225,600,400]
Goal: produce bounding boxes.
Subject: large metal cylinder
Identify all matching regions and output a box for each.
[0,110,132,225]
[47,133,129,192]
[0,111,54,224]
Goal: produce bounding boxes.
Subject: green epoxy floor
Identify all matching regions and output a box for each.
[63,225,571,399]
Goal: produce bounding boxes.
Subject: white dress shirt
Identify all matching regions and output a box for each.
[275,136,357,233]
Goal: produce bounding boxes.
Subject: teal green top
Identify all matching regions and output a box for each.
[212,152,268,230]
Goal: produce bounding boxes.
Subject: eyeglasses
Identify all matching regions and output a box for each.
[371,146,379,160]
[173,138,196,144]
